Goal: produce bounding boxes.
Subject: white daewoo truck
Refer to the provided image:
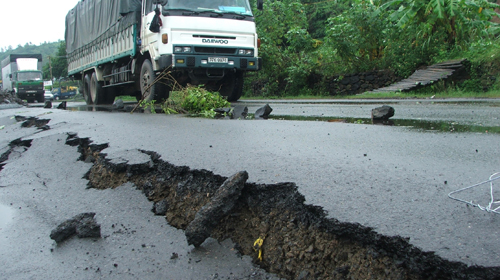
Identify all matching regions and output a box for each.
[66,0,263,105]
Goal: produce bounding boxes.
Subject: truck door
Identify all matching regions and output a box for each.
[141,0,159,52]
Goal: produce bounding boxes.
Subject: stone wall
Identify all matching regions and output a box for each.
[323,70,400,96]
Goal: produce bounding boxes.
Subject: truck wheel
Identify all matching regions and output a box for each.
[83,74,93,105]
[90,72,106,105]
[140,59,170,102]
[218,71,244,102]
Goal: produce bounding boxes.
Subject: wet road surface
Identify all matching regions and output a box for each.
[0,98,499,278]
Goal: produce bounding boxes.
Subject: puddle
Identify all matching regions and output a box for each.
[0,203,14,230]
[269,115,500,134]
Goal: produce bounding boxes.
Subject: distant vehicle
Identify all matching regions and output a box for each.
[1,54,44,103]
[52,86,78,100]
[44,90,54,101]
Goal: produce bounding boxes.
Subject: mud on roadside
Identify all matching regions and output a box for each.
[52,132,500,280]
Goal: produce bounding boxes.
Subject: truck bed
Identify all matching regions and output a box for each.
[65,0,141,75]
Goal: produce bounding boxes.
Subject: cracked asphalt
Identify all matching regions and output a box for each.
[0,98,499,279]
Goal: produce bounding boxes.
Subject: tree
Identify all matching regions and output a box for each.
[380,0,500,46]
[325,1,389,73]
[44,41,68,80]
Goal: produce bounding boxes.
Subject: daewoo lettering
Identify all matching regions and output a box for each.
[202,39,229,44]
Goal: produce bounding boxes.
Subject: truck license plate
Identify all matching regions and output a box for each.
[208,57,228,63]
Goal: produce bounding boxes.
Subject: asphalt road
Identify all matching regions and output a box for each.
[1,98,499,278]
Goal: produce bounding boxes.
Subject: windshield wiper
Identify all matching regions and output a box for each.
[195,9,224,17]
[222,11,249,20]
[163,8,199,16]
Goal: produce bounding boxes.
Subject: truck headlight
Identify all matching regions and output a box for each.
[175,46,192,53]
[238,49,253,56]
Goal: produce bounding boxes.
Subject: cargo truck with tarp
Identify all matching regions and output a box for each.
[1,54,44,103]
[66,0,263,105]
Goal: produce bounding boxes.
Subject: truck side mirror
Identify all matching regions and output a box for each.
[9,74,12,79]
[257,0,263,10]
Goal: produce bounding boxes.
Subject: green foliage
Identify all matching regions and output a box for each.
[380,0,500,46]
[253,0,320,96]
[325,2,388,73]
[45,41,68,80]
[245,0,500,97]
[139,100,157,114]
[180,86,231,117]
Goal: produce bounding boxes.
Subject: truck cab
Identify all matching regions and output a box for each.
[12,70,44,102]
[140,0,261,101]
[1,54,44,103]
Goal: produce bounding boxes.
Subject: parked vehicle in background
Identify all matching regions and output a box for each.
[1,54,45,103]
[66,0,263,105]
[52,86,78,100]
[44,90,54,101]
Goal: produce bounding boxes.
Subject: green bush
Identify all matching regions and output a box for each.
[180,86,230,116]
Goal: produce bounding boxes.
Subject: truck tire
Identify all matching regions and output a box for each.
[90,72,106,105]
[218,71,244,102]
[83,74,93,105]
[140,59,170,102]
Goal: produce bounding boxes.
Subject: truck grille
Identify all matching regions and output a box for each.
[187,57,196,67]
[194,47,236,55]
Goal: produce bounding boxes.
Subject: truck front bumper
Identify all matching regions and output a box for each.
[171,54,261,71]
[18,89,44,99]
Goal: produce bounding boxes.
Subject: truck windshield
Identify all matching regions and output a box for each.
[165,0,253,16]
[17,71,42,81]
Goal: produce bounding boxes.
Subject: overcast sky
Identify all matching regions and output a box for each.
[0,0,81,50]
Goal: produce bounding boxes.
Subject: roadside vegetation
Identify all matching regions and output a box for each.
[246,0,500,99]
[137,85,231,117]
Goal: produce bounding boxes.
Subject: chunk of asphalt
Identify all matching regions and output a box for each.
[254,104,272,119]
[50,212,101,243]
[152,199,169,216]
[371,105,395,120]
[185,171,249,247]
[231,105,248,119]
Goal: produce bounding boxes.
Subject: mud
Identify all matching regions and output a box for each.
[61,134,500,280]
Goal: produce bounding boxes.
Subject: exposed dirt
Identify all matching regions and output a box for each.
[62,133,500,280]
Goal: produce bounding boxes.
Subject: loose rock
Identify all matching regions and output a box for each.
[255,104,273,119]
[232,105,248,119]
[50,212,101,243]
[185,171,249,247]
[57,101,67,110]
[371,105,395,120]
[152,199,169,216]
[112,99,124,110]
